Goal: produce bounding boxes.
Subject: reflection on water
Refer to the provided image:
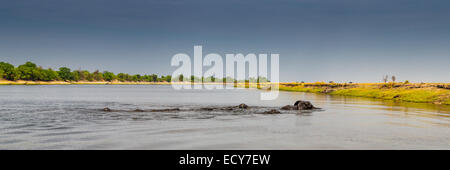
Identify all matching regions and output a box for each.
[0,85,449,149]
[325,94,450,119]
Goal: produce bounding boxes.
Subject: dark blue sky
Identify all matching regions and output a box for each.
[1,0,449,82]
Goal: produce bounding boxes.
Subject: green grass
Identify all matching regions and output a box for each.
[278,84,450,105]
[279,85,325,93]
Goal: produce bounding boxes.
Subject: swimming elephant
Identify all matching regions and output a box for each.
[262,109,281,114]
[294,100,316,110]
[238,103,248,109]
[281,100,317,110]
[280,105,297,110]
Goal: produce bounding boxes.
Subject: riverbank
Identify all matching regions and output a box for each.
[2,80,450,105]
[0,80,171,85]
[278,82,450,105]
[0,80,238,86]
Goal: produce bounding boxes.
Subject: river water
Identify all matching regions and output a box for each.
[0,85,449,149]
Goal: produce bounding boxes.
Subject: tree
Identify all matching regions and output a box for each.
[383,75,388,83]
[391,76,396,82]
[82,70,93,81]
[92,70,103,81]
[178,74,184,81]
[33,67,47,81]
[203,76,215,82]
[0,69,4,80]
[58,67,72,81]
[151,74,158,82]
[17,62,38,80]
[165,75,172,82]
[142,75,153,82]
[72,70,86,81]
[0,61,186,83]
[131,74,141,82]
[103,71,116,82]
[117,73,126,82]
[71,71,80,81]
[74,70,83,80]
[40,68,59,81]
[0,62,17,80]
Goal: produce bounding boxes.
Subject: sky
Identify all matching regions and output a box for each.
[0,0,449,82]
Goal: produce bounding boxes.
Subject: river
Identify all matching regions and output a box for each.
[0,85,449,149]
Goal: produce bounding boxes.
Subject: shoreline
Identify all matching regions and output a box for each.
[0,80,243,85]
[2,80,449,105]
[0,80,172,85]
[277,82,450,105]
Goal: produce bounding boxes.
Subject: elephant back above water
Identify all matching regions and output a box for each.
[294,100,315,110]
[281,100,318,110]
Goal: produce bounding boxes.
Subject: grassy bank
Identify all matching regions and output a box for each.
[278,82,450,105]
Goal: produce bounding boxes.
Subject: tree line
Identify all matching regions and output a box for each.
[0,61,170,82]
[0,61,270,83]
